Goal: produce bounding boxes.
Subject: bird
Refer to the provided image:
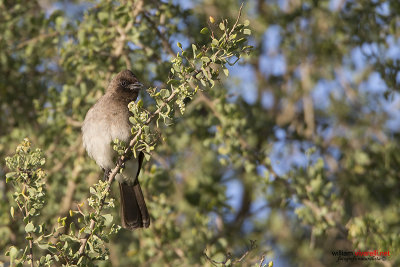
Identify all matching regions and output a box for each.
[81,70,150,230]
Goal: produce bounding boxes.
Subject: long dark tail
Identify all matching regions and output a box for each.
[119,181,150,230]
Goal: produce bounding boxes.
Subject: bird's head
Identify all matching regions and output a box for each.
[108,70,143,101]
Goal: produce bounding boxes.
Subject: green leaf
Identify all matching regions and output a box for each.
[143,125,150,134]
[89,187,96,194]
[201,57,210,63]
[102,214,113,225]
[167,79,180,86]
[37,224,43,234]
[209,79,215,88]
[37,243,49,250]
[9,246,18,263]
[244,19,250,26]
[200,27,209,34]
[210,54,217,62]
[192,44,197,59]
[29,208,36,215]
[25,222,35,233]
[137,99,143,108]
[145,144,151,153]
[219,22,225,31]
[55,17,63,29]
[236,37,247,45]
[77,256,84,265]
[223,68,229,77]
[98,11,108,22]
[243,29,251,35]
[6,171,16,180]
[173,64,181,73]
[129,116,136,124]
[160,89,170,98]
[48,246,57,254]
[10,206,14,219]
[229,33,237,40]
[177,42,182,49]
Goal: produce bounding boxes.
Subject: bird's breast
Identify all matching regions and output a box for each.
[82,101,132,169]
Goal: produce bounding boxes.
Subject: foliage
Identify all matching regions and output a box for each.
[2,1,256,266]
[5,139,50,266]
[1,0,400,267]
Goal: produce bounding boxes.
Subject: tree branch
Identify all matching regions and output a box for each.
[142,13,175,57]
[16,31,59,49]
[22,187,34,267]
[203,240,256,266]
[229,3,244,36]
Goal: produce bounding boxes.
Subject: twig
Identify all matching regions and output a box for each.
[197,91,223,121]
[203,240,256,266]
[258,254,266,267]
[23,186,34,267]
[203,249,219,266]
[131,0,144,18]
[232,240,256,264]
[78,89,177,256]
[66,116,83,128]
[16,31,59,49]
[229,3,244,36]
[28,237,34,267]
[142,13,175,57]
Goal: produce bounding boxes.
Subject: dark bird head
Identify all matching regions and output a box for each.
[107,70,143,101]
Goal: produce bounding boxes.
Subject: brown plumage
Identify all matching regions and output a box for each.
[82,70,150,230]
[119,152,150,229]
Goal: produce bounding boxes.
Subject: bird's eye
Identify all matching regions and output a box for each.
[120,80,128,87]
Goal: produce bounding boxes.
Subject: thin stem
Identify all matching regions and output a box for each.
[142,13,175,57]
[229,3,244,37]
[16,31,59,49]
[29,237,34,267]
[23,182,34,267]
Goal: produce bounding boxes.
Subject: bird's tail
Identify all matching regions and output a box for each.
[119,181,150,230]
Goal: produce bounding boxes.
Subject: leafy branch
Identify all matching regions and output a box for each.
[78,6,251,254]
[77,89,177,255]
[5,139,53,267]
[77,6,252,260]
[204,240,257,266]
[3,5,253,266]
[203,240,272,267]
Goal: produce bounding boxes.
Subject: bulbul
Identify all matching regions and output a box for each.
[82,70,150,230]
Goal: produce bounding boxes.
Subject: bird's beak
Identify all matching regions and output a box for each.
[128,82,143,92]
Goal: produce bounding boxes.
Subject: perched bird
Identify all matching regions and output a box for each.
[82,70,150,230]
